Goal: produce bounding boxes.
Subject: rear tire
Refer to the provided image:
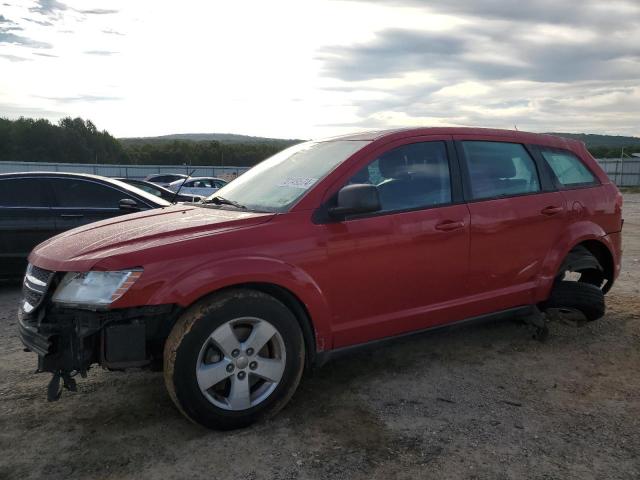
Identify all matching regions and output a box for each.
[541,281,605,322]
[164,289,305,430]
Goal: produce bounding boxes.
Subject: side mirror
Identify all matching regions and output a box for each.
[119,198,140,212]
[329,184,381,219]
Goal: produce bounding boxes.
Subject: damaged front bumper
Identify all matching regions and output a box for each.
[19,299,179,400]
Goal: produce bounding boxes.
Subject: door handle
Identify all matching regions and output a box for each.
[541,206,563,216]
[435,220,465,231]
[59,214,84,218]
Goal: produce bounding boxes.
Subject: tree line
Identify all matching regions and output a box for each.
[1,117,638,167]
[588,145,640,159]
[0,117,299,167]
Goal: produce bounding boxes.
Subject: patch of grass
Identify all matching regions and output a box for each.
[620,187,640,194]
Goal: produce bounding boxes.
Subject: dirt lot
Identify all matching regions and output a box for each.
[1,195,639,480]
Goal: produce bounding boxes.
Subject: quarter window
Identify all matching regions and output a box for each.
[349,141,452,212]
[540,149,596,187]
[462,141,540,200]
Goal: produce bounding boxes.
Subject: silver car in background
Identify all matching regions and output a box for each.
[144,173,188,187]
[167,177,227,197]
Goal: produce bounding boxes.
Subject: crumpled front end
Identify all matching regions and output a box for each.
[18,264,179,400]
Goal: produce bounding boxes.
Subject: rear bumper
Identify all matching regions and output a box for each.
[604,231,622,282]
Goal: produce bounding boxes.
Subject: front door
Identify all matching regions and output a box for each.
[324,138,471,348]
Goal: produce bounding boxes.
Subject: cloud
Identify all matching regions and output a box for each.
[102,29,124,36]
[0,14,22,30]
[319,29,466,81]
[83,50,118,56]
[347,0,640,31]
[29,0,67,17]
[77,8,118,15]
[41,94,121,103]
[33,52,58,57]
[320,27,640,84]
[317,0,640,135]
[0,54,32,62]
[21,17,54,26]
[0,31,52,48]
[0,103,64,118]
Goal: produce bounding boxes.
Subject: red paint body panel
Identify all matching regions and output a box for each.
[28,128,623,355]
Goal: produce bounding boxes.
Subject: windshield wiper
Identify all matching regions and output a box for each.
[203,196,247,209]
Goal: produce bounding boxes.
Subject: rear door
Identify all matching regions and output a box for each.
[49,177,141,231]
[455,137,566,314]
[0,177,55,277]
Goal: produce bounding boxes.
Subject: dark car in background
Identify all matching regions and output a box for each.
[144,173,188,187]
[115,178,204,202]
[0,172,169,279]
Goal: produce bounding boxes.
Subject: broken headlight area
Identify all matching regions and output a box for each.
[18,303,179,401]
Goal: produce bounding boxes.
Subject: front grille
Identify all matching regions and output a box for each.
[22,264,55,313]
[29,265,53,284]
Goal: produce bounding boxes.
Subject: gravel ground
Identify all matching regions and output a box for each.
[1,194,639,480]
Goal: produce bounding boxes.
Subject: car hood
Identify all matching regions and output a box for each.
[29,205,275,272]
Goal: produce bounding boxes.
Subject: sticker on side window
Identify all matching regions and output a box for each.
[277,177,318,189]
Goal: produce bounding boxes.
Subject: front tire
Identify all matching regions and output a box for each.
[164,289,305,430]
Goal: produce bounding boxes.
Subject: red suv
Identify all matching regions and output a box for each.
[19,128,623,429]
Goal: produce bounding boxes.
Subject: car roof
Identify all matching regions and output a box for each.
[0,171,170,206]
[170,176,225,183]
[316,127,584,149]
[147,173,187,178]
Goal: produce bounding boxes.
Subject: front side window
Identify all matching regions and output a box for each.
[0,178,50,207]
[206,140,370,212]
[462,141,540,200]
[348,141,452,212]
[540,149,597,187]
[51,179,128,208]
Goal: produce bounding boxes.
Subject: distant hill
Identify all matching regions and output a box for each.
[546,133,640,148]
[122,131,640,148]
[120,133,303,146]
[118,130,640,161]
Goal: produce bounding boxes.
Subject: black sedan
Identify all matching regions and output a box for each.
[114,178,204,202]
[0,172,170,279]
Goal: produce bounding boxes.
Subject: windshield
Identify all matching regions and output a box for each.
[205,140,370,212]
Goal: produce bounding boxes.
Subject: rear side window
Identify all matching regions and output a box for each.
[462,141,540,200]
[0,178,50,207]
[540,149,597,188]
[50,178,129,208]
[151,175,180,183]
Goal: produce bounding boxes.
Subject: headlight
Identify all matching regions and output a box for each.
[52,270,142,307]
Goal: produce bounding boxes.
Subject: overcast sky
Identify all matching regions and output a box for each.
[1,0,639,139]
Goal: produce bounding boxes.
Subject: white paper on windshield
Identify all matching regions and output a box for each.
[277,177,318,189]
